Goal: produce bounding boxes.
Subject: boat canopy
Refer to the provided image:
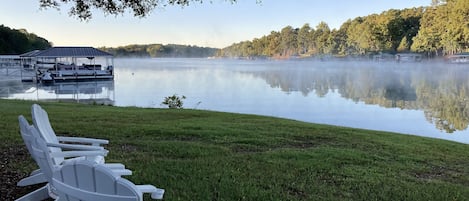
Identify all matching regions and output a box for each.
[28,47,113,58]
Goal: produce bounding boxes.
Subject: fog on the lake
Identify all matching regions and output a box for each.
[2,58,469,144]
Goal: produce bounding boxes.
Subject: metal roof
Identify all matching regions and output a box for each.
[20,50,42,57]
[32,47,113,58]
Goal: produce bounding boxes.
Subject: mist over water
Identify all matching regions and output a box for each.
[2,58,469,144]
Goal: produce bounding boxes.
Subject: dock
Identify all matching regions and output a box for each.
[4,46,115,83]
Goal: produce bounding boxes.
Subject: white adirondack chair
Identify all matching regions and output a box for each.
[52,160,165,201]
[19,104,129,187]
[16,116,132,201]
[31,104,108,165]
[16,115,110,201]
[17,114,117,187]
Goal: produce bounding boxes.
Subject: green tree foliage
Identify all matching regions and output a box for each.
[412,0,469,56]
[279,26,298,57]
[313,22,332,55]
[0,25,51,54]
[101,44,218,58]
[297,23,312,55]
[397,36,410,52]
[345,17,371,55]
[411,7,444,56]
[219,7,425,58]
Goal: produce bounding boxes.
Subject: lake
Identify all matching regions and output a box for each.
[2,58,469,144]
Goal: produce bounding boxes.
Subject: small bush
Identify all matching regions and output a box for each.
[162,94,186,109]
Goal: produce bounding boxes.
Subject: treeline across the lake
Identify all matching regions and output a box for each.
[217,0,469,59]
[0,25,51,55]
[100,44,218,58]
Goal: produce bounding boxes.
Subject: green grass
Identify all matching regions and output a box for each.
[2,99,469,200]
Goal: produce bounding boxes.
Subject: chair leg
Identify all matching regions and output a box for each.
[15,185,50,201]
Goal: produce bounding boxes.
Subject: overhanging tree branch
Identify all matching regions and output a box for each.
[38,0,262,20]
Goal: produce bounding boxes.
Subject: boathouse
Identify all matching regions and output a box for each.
[395,53,422,62]
[446,52,469,64]
[24,46,114,82]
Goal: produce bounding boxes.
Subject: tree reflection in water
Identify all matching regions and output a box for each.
[249,61,469,133]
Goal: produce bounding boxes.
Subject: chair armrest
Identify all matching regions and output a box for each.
[111,168,132,176]
[17,172,47,186]
[103,163,126,169]
[30,169,42,176]
[136,185,165,199]
[57,136,109,146]
[46,142,105,151]
[50,150,108,158]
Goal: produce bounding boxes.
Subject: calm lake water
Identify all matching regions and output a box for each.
[2,58,469,144]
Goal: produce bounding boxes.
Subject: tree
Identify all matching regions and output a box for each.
[397,36,410,52]
[334,19,351,55]
[0,25,51,54]
[313,21,331,55]
[410,7,444,56]
[38,0,260,20]
[411,0,467,56]
[146,44,165,57]
[279,26,298,57]
[346,17,371,55]
[297,23,312,55]
[266,31,281,57]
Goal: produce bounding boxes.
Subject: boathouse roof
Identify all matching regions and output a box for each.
[27,47,113,58]
[20,50,42,57]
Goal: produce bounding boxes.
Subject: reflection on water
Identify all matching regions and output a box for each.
[2,58,469,144]
[0,81,114,105]
[246,61,469,134]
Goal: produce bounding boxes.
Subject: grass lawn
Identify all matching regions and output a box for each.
[1,99,469,200]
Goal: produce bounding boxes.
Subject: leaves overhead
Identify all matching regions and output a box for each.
[38,0,242,20]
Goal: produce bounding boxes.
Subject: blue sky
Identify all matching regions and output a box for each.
[1,0,430,48]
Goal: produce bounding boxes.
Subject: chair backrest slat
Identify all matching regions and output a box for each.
[75,162,96,192]
[18,115,34,158]
[32,104,64,165]
[29,129,57,184]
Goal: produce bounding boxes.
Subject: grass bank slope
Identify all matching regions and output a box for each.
[1,99,469,200]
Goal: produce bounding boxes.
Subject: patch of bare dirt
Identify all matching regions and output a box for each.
[0,146,50,201]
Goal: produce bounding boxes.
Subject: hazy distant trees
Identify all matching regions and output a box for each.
[0,25,51,54]
[101,44,218,58]
[38,0,251,20]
